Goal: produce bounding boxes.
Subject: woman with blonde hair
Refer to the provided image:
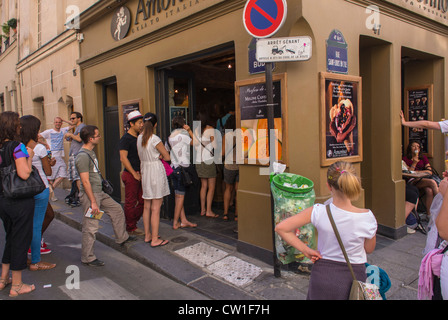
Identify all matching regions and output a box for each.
[275,161,377,300]
[137,113,171,247]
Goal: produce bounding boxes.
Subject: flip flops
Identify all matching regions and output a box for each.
[150,239,169,248]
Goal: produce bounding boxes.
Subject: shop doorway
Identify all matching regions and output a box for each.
[102,79,121,202]
[155,44,237,243]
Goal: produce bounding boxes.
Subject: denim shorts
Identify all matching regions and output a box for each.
[172,166,186,195]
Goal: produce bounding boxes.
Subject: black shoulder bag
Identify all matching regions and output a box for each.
[0,142,46,199]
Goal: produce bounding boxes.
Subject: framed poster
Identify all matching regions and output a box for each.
[235,73,288,166]
[119,99,142,133]
[169,106,187,132]
[404,85,433,157]
[320,72,363,166]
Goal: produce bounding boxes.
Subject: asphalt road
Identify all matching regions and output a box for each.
[0,219,209,301]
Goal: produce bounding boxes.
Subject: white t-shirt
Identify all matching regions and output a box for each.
[439,120,448,133]
[168,129,191,168]
[32,143,49,188]
[311,203,377,264]
[40,127,69,158]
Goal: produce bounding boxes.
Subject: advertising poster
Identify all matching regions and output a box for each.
[320,72,363,166]
[404,85,433,157]
[235,74,288,165]
[119,99,142,133]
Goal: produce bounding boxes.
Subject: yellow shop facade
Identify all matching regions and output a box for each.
[76,0,448,262]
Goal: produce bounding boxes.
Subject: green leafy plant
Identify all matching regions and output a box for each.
[7,18,17,30]
[2,23,10,36]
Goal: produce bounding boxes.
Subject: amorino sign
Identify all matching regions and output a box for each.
[382,0,448,26]
[128,0,224,37]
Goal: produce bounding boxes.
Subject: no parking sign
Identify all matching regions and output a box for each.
[243,0,287,39]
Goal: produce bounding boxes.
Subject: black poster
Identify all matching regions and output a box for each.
[239,81,281,120]
[407,88,429,154]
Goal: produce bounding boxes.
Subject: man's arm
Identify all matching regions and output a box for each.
[400,110,441,130]
[119,150,141,181]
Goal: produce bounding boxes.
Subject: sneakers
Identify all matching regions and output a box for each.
[120,236,137,246]
[82,259,105,267]
[28,239,52,255]
[128,228,145,236]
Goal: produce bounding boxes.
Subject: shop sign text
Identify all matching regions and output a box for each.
[382,0,448,25]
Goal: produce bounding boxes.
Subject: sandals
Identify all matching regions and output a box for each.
[9,282,35,297]
[29,261,56,271]
[0,277,11,291]
[151,239,169,248]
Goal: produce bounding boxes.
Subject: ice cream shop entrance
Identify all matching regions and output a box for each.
[155,44,238,245]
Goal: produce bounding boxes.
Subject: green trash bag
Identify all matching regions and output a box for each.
[271,173,317,265]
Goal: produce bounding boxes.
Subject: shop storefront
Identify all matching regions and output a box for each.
[77,0,448,263]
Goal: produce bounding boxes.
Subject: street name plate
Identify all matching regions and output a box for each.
[256,36,312,62]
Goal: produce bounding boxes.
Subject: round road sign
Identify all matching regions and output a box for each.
[243,0,287,39]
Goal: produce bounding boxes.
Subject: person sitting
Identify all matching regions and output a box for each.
[402,140,438,217]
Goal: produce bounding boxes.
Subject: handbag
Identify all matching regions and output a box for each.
[78,151,114,195]
[180,166,193,186]
[325,205,383,300]
[0,143,46,199]
[161,159,173,176]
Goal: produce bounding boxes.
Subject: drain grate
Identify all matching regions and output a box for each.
[171,236,189,243]
[174,242,228,267]
[207,256,263,287]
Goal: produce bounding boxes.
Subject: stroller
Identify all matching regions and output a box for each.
[65,180,81,207]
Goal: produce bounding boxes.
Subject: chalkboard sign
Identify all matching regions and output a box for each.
[235,74,288,166]
[119,99,142,134]
[404,85,433,157]
[240,81,282,120]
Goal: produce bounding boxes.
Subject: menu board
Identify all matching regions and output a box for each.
[404,85,433,157]
[235,74,287,165]
[119,99,142,134]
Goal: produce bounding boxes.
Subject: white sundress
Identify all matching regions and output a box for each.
[137,134,170,200]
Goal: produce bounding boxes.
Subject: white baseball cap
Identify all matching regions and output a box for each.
[127,110,143,122]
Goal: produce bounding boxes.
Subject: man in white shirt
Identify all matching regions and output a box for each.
[39,116,73,201]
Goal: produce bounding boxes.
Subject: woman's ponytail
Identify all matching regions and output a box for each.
[327,161,361,200]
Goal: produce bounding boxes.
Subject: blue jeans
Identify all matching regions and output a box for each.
[31,188,49,264]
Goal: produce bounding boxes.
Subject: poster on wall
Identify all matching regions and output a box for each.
[169,106,187,132]
[119,99,142,133]
[404,85,433,157]
[320,72,363,166]
[235,73,288,165]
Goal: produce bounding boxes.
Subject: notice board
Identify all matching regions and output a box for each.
[235,73,288,166]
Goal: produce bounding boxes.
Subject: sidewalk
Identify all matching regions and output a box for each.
[51,188,427,300]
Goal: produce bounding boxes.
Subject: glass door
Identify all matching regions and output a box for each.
[157,69,195,142]
[156,69,198,219]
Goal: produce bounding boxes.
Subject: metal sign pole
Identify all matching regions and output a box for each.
[266,62,281,278]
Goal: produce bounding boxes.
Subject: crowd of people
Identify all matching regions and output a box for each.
[1,106,447,299]
[0,105,238,297]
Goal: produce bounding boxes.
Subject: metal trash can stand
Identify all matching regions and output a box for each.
[271,173,317,268]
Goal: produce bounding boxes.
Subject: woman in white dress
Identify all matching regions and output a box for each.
[137,113,171,247]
